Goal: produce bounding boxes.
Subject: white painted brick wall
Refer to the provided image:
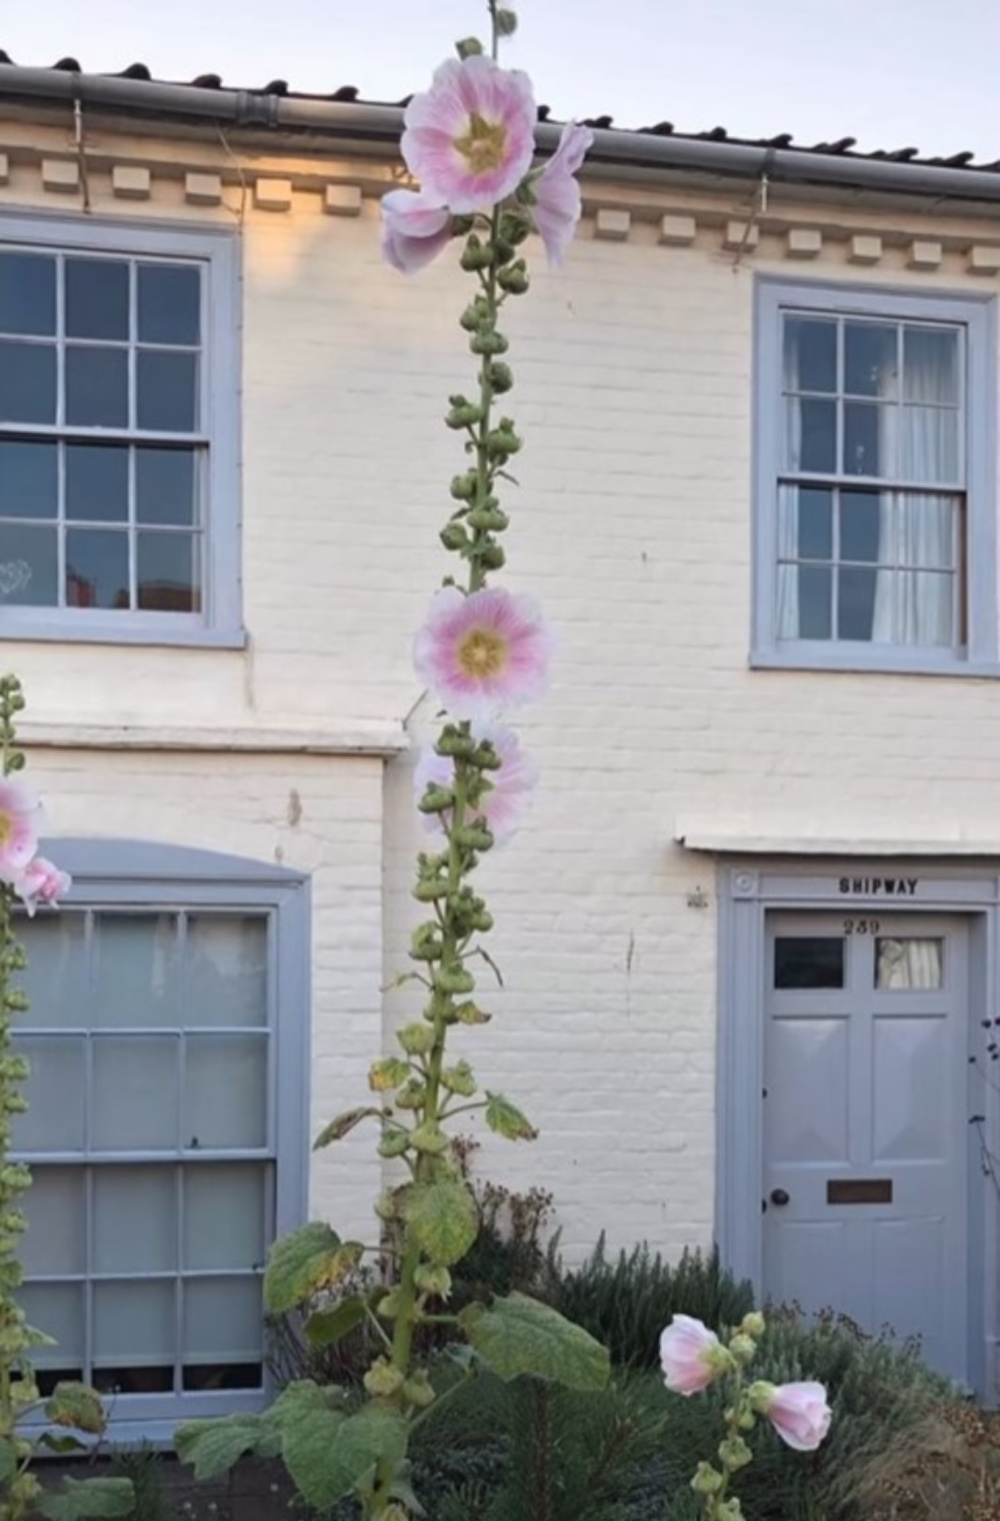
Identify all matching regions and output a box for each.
[5,132,1000,1260]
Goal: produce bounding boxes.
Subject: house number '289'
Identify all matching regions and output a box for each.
[843,919,880,935]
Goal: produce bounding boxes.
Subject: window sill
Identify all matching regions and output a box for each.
[751,647,1000,679]
[0,620,248,650]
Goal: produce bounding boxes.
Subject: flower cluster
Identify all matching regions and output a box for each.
[0,777,69,917]
[660,1314,831,1518]
[382,50,594,273]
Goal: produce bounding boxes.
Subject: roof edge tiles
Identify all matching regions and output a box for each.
[4,57,1000,205]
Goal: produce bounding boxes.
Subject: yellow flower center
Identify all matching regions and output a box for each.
[454,113,508,175]
[0,813,12,847]
[457,627,506,679]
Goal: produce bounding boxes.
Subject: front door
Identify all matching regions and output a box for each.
[763,911,969,1382]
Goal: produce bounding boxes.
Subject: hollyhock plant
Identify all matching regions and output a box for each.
[0,777,42,884]
[755,1380,832,1452]
[414,721,538,845]
[401,54,536,214]
[380,189,453,275]
[533,121,595,265]
[413,585,552,719]
[15,856,72,917]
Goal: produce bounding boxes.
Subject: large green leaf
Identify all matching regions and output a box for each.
[45,1382,106,1436]
[264,1221,353,1312]
[313,1107,382,1151]
[484,1092,538,1141]
[305,1296,367,1349]
[280,1396,407,1510]
[403,1179,479,1266]
[175,1413,280,1479]
[38,1479,135,1521]
[459,1293,610,1391]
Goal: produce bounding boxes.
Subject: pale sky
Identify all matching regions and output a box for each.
[2,0,1000,160]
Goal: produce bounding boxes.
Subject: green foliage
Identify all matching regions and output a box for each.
[263,1222,364,1313]
[542,1236,754,1370]
[411,1366,669,1521]
[106,1446,180,1521]
[403,1179,480,1266]
[175,1411,282,1480]
[460,1292,611,1391]
[37,1479,136,1521]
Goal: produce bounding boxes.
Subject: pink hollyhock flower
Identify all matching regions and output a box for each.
[381,189,453,275]
[414,722,539,846]
[413,587,553,719]
[659,1315,722,1396]
[533,121,594,265]
[15,856,71,917]
[402,56,536,214]
[763,1382,832,1452]
[0,779,42,885]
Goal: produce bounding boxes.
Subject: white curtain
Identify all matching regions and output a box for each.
[777,337,803,639]
[876,937,943,990]
[872,332,955,646]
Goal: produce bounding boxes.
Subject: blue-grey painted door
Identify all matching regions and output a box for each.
[763,911,968,1382]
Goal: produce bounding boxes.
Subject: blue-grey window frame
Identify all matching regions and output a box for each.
[19,840,310,1442]
[751,277,998,675]
[0,211,243,649]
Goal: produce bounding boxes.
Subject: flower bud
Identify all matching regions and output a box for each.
[691,1462,724,1496]
[460,297,490,332]
[378,1289,403,1319]
[403,1372,437,1408]
[364,1358,405,1398]
[495,7,518,36]
[398,1022,435,1056]
[729,1333,757,1363]
[378,1129,411,1159]
[411,1121,449,1154]
[478,542,506,570]
[435,965,476,995]
[740,1311,766,1339]
[467,505,510,532]
[445,397,484,429]
[412,878,449,902]
[456,1001,492,1024]
[440,522,470,552]
[497,261,530,295]
[718,1435,753,1471]
[436,726,476,758]
[455,35,484,57]
[454,823,494,851]
[394,1078,426,1110]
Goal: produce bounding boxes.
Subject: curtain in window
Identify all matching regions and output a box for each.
[872,336,954,646]
[876,937,943,990]
[777,340,802,639]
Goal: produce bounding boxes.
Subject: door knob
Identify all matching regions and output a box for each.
[769,1188,790,1206]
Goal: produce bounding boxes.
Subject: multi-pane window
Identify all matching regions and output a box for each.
[9,843,309,1437]
[754,282,995,670]
[0,219,239,644]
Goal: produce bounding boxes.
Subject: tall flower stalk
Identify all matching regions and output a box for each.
[179,5,608,1519]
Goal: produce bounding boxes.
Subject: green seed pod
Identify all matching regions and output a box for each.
[487,361,514,393]
[435,965,476,995]
[440,522,470,552]
[414,1263,453,1297]
[454,824,494,852]
[460,236,493,272]
[364,1358,405,1398]
[470,328,510,356]
[467,504,510,532]
[460,297,490,331]
[497,261,530,295]
[410,1121,449,1154]
[441,1060,477,1097]
[413,878,449,902]
[378,1129,411,1159]
[394,1078,426,1110]
[398,1022,435,1056]
[455,1001,492,1024]
[418,783,455,816]
[436,726,477,758]
[478,542,506,570]
[403,1372,437,1409]
[450,471,479,501]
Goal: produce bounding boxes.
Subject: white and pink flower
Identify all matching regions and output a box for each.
[414,722,539,846]
[380,189,453,275]
[413,586,553,719]
[533,122,594,266]
[15,856,71,918]
[759,1381,832,1452]
[659,1315,724,1396]
[402,55,537,214]
[0,779,42,885]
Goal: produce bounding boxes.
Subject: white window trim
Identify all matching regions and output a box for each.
[751,277,999,676]
[0,211,243,648]
[19,839,309,1440]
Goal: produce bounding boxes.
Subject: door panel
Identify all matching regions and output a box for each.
[763,911,968,1382]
